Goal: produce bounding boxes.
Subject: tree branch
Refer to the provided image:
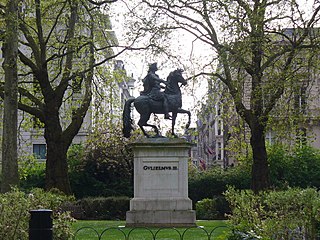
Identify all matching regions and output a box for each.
[55,0,78,100]
[19,22,41,66]
[45,1,67,45]
[17,102,45,122]
[18,87,45,109]
[0,84,44,121]
[18,50,38,73]
[87,0,117,5]
[35,0,46,62]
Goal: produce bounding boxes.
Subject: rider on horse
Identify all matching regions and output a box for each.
[140,63,171,119]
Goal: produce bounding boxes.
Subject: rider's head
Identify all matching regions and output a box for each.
[149,63,158,72]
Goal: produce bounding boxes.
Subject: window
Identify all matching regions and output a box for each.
[216,119,223,135]
[216,141,224,161]
[216,104,221,116]
[33,144,46,160]
[266,130,274,144]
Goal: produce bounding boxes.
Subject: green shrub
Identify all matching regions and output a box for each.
[189,144,320,212]
[188,164,250,219]
[268,144,320,189]
[18,155,45,191]
[225,186,320,240]
[67,144,85,173]
[189,165,251,204]
[196,197,230,220]
[77,196,130,220]
[69,167,133,199]
[0,188,75,240]
[69,171,114,198]
[82,131,134,194]
[67,128,134,199]
[196,198,214,220]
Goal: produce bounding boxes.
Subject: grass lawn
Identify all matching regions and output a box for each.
[72,220,231,239]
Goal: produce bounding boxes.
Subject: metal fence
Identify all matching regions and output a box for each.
[73,225,231,240]
[29,209,231,240]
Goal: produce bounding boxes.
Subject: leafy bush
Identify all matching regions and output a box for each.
[196,197,230,220]
[77,196,130,220]
[225,186,320,240]
[18,155,45,191]
[18,126,134,199]
[69,170,113,198]
[0,188,75,240]
[189,165,251,204]
[269,144,320,189]
[196,198,217,220]
[189,144,320,209]
[68,127,134,199]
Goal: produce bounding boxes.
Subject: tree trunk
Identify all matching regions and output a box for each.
[44,114,71,194]
[250,119,270,192]
[1,0,19,193]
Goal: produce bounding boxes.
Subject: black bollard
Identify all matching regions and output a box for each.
[29,209,53,240]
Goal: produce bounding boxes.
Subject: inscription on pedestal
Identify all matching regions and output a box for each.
[142,161,179,191]
[143,165,179,171]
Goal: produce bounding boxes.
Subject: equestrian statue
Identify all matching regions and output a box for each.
[123,63,191,138]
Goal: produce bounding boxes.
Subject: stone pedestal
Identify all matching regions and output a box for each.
[126,138,196,227]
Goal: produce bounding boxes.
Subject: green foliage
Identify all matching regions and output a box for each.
[17,140,320,206]
[67,144,85,173]
[189,143,320,222]
[0,188,75,240]
[196,197,230,220]
[196,198,217,220]
[188,165,251,204]
[268,144,320,189]
[18,155,45,191]
[189,143,320,205]
[68,126,134,199]
[84,138,133,192]
[67,144,101,198]
[77,196,130,220]
[17,126,134,199]
[225,187,320,240]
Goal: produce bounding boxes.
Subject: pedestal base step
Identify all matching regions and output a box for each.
[126,210,196,227]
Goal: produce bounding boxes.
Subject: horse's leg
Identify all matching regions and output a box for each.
[138,113,160,137]
[138,124,149,138]
[171,111,178,138]
[177,108,191,129]
[138,113,151,138]
[146,122,161,137]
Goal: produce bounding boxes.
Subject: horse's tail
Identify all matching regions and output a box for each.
[123,97,135,138]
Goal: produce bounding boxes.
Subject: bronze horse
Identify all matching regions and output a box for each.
[123,69,191,138]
